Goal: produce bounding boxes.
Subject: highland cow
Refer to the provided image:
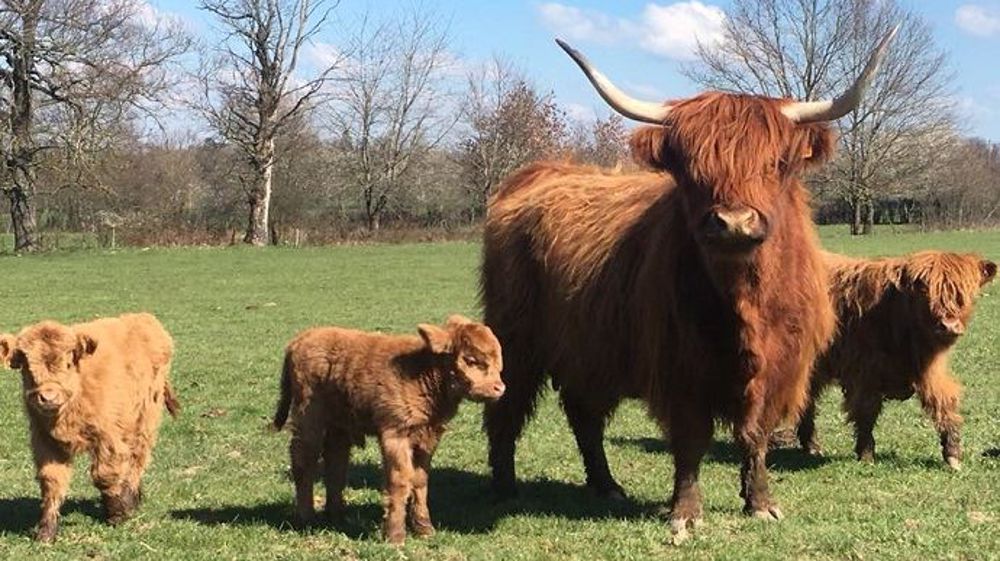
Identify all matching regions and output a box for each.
[794,251,997,468]
[272,315,505,545]
[480,31,897,540]
[0,313,178,542]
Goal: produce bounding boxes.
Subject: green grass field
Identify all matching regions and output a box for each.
[1,227,998,560]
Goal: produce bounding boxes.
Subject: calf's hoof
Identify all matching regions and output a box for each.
[383,525,406,545]
[410,520,436,538]
[491,481,518,503]
[668,516,702,545]
[856,451,875,463]
[945,456,962,471]
[103,493,135,526]
[803,442,824,457]
[33,522,58,543]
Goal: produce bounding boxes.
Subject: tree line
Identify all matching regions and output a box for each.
[1,0,997,251]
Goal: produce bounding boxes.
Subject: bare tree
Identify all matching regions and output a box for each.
[457,57,568,219]
[196,0,339,245]
[0,0,190,251]
[685,0,956,234]
[326,9,455,231]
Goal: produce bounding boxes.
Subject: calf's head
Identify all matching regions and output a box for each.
[899,252,997,343]
[418,315,505,402]
[556,29,896,259]
[0,322,97,415]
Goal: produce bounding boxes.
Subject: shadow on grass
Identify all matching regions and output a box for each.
[609,436,832,471]
[170,462,660,537]
[0,497,103,537]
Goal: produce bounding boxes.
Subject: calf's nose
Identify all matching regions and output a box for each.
[940,317,964,335]
[493,381,506,397]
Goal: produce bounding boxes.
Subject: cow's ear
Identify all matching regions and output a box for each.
[417,324,452,354]
[629,126,667,170]
[982,259,998,286]
[0,334,17,369]
[800,123,836,169]
[74,333,97,362]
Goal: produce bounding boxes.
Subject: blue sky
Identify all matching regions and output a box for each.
[154,0,1000,140]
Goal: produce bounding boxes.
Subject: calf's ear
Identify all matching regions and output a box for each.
[982,260,997,286]
[417,324,452,354]
[74,333,98,362]
[445,314,473,327]
[0,334,16,369]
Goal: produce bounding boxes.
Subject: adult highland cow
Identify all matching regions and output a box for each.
[481,31,896,540]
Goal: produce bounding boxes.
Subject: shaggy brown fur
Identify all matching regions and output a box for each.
[0,313,178,542]
[272,315,504,545]
[481,93,837,538]
[795,251,997,468]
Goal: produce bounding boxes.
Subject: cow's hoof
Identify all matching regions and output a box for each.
[491,483,518,503]
[749,505,784,521]
[590,482,628,501]
[946,456,962,471]
[804,443,824,457]
[669,516,701,545]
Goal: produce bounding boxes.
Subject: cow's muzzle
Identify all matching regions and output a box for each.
[700,206,768,251]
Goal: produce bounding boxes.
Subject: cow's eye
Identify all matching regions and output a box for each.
[464,356,482,368]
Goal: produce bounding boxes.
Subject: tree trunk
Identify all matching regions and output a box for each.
[851,195,863,235]
[6,185,37,252]
[243,139,274,246]
[5,2,41,252]
[862,201,875,235]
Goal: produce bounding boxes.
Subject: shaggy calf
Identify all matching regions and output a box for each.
[272,315,505,544]
[795,251,996,468]
[0,313,179,542]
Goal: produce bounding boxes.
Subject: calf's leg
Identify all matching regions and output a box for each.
[915,359,963,470]
[846,394,883,463]
[290,405,325,525]
[408,444,436,537]
[32,438,73,543]
[322,429,352,519]
[796,382,824,456]
[90,439,135,525]
[379,430,414,545]
[560,388,625,499]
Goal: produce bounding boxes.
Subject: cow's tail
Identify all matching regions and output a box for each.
[164,380,181,418]
[272,350,294,431]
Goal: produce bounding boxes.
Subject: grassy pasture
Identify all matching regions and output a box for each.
[0,227,998,560]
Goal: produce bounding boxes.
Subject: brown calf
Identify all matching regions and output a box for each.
[0,312,179,542]
[795,251,997,468]
[272,315,504,544]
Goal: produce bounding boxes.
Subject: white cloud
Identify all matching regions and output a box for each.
[303,42,346,70]
[955,4,1000,37]
[564,102,598,122]
[537,1,725,61]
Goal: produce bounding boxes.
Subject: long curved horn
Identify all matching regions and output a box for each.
[556,39,672,124]
[781,25,900,123]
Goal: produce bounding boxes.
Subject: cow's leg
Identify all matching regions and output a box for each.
[666,401,713,541]
[560,388,625,499]
[846,394,883,463]
[290,405,325,526]
[322,428,352,520]
[379,430,414,545]
[90,438,135,526]
[483,339,546,500]
[408,438,438,538]
[737,432,781,521]
[32,437,73,543]
[915,361,963,470]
